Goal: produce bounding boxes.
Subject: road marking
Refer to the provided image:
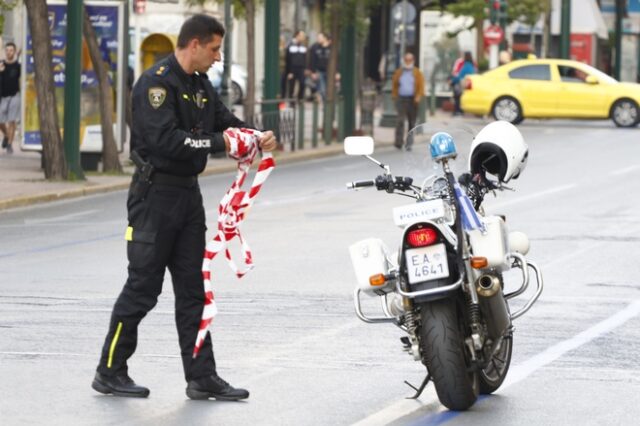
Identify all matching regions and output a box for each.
[486,183,577,210]
[610,165,640,176]
[24,209,99,224]
[501,299,640,389]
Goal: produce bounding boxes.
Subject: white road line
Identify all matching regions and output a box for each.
[501,299,640,389]
[610,165,640,176]
[24,209,99,225]
[485,183,578,210]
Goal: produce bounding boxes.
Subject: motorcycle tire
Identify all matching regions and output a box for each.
[479,334,513,394]
[419,298,479,411]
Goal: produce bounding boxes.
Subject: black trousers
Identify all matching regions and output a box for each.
[97,178,216,381]
[281,69,306,100]
[395,97,418,148]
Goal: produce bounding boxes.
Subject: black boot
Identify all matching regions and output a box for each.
[91,372,150,398]
[186,374,249,401]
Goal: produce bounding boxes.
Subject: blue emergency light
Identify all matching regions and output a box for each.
[430,132,457,161]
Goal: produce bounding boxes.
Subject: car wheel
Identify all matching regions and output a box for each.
[492,97,523,124]
[231,82,243,105]
[610,99,639,127]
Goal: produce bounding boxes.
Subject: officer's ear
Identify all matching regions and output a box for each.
[187,37,200,53]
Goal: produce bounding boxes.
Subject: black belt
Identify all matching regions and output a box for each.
[151,172,198,188]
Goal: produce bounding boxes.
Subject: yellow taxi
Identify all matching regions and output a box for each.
[461,58,640,127]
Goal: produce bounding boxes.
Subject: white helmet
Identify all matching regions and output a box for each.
[469,121,528,183]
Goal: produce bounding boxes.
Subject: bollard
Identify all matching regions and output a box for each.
[312,98,319,148]
[323,101,333,145]
[337,96,345,143]
[297,100,305,150]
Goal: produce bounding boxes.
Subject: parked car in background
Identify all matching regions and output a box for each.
[461,58,640,127]
[206,60,247,105]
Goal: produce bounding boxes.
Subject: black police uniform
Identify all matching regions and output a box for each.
[96,54,244,383]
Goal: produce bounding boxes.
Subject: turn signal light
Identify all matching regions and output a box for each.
[369,274,386,286]
[470,256,488,269]
[406,228,438,248]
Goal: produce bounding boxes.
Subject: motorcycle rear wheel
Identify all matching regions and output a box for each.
[419,298,479,411]
[479,334,513,394]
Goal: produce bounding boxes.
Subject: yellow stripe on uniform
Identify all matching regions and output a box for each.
[182,94,190,100]
[107,321,123,368]
[124,226,133,241]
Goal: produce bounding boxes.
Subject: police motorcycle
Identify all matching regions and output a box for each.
[344,121,543,411]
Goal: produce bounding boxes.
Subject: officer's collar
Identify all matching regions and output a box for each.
[168,54,199,85]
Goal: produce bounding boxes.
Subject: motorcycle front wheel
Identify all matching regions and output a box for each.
[479,334,513,394]
[419,298,479,411]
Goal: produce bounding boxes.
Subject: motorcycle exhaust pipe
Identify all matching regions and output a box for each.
[476,274,511,340]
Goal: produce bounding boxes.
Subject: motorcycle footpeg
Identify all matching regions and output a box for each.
[400,336,411,349]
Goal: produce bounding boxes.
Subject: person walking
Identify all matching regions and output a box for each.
[391,52,424,151]
[281,30,308,101]
[0,42,21,154]
[309,32,331,101]
[91,14,277,401]
[450,51,476,116]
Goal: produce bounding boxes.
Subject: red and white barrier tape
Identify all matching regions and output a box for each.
[193,128,275,358]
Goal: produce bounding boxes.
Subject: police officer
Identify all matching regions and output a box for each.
[91,14,277,400]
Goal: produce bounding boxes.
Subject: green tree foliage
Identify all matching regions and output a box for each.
[0,1,19,35]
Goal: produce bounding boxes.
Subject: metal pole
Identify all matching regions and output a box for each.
[379,2,397,127]
[297,100,305,150]
[615,0,624,80]
[222,0,233,106]
[264,0,280,130]
[560,0,571,59]
[63,0,85,179]
[312,98,318,148]
[340,21,356,138]
[399,0,407,59]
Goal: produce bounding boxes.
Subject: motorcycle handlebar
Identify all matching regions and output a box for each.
[346,180,376,189]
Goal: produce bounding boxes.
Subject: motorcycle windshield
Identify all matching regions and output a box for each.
[404,121,477,187]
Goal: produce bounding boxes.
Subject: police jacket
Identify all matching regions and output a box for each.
[131,54,245,176]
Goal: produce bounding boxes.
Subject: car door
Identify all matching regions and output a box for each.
[506,64,557,116]
[555,64,608,117]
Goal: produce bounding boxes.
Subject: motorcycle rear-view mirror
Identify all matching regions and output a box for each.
[344,136,374,156]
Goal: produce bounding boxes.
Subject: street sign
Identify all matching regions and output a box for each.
[484,25,504,45]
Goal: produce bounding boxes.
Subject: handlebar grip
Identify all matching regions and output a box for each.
[346,180,375,189]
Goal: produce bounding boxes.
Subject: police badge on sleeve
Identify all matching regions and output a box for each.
[148,87,167,109]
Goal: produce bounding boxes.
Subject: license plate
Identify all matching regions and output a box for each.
[405,243,449,284]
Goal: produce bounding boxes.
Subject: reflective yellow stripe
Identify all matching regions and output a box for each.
[107,321,123,369]
[124,226,133,241]
[182,94,190,100]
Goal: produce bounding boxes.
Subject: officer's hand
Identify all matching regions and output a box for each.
[259,131,277,152]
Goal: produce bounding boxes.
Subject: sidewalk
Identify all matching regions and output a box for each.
[0,108,456,212]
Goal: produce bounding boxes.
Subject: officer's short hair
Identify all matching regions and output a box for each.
[177,14,225,48]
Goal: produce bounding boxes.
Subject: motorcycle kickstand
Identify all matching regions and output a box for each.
[404,373,431,399]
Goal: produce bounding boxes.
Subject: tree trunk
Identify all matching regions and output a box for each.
[542,0,551,58]
[82,7,122,173]
[475,17,484,67]
[244,0,256,124]
[325,0,341,142]
[24,0,67,179]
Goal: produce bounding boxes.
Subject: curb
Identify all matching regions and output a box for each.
[0,141,382,212]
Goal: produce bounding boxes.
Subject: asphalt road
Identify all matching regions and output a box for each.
[1,118,639,425]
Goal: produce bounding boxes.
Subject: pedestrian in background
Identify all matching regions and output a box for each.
[309,32,331,101]
[391,52,424,151]
[281,30,308,102]
[91,14,277,401]
[450,51,476,116]
[0,42,21,155]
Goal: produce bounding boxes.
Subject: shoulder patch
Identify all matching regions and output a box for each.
[148,87,167,109]
[155,65,169,76]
